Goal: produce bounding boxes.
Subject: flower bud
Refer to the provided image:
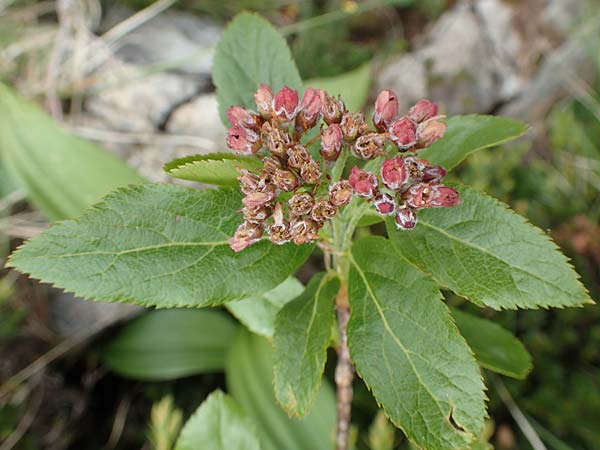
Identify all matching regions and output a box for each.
[352,133,386,160]
[329,180,353,207]
[311,200,337,224]
[340,112,367,141]
[395,206,417,230]
[380,156,408,190]
[227,105,262,130]
[268,203,292,245]
[227,126,261,155]
[286,144,312,169]
[237,169,261,195]
[243,205,272,224]
[254,83,274,117]
[373,89,399,131]
[322,94,346,125]
[408,99,438,123]
[242,183,275,208]
[389,116,417,151]
[403,183,460,209]
[416,119,447,148]
[348,166,378,199]
[273,169,299,192]
[296,87,323,131]
[290,217,320,244]
[430,185,460,207]
[289,192,314,216]
[300,159,322,185]
[262,123,291,157]
[320,124,344,160]
[273,86,299,122]
[422,164,446,183]
[229,221,263,252]
[373,193,396,216]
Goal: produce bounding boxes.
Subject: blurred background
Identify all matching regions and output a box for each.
[0,0,599,449]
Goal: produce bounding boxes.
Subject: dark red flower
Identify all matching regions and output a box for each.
[395,206,417,230]
[408,99,438,123]
[380,156,408,190]
[348,166,378,199]
[389,116,417,150]
[273,86,299,121]
[373,89,399,131]
[373,193,396,216]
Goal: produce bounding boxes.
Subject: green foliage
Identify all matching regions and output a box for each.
[9,184,313,307]
[386,186,592,310]
[0,83,144,220]
[100,310,237,380]
[273,272,339,416]
[349,236,486,450]
[213,12,302,125]
[419,115,528,171]
[226,329,336,450]
[226,277,305,338]
[164,153,262,186]
[367,411,396,450]
[149,396,183,450]
[305,63,372,111]
[451,309,532,379]
[174,390,261,450]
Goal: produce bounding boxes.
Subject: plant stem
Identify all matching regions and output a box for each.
[335,282,354,450]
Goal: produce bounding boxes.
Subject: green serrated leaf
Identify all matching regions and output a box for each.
[226,277,305,338]
[451,309,532,379]
[164,153,262,185]
[305,63,372,112]
[100,309,237,380]
[419,115,528,171]
[273,272,339,417]
[386,186,593,310]
[9,184,313,307]
[349,236,486,450]
[174,390,261,450]
[0,83,145,221]
[213,12,302,126]
[226,328,336,450]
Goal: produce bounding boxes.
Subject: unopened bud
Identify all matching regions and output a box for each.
[395,206,417,230]
[320,124,344,160]
[380,156,408,190]
[408,99,438,123]
[227,126,261,155]
[389,116,417,151]
[403,183,460,209]
[422,164,446,183]
[286,144,312,169]
[311,200,337,224]
[300,160,322,185]
[273,86,299,122]
[340,112,367,141]
[289,192,314,216]
[430,185,460,207]
[373,89,399,131]
[254,83,274,118]
[329,180,353,207]
[290,218,320,244]
[322,94,346,125]
[373,193,396,216]
[229,221,263,252]
[352,133,386,160]
[242,183,275,208]
[348,166,378,199]
[416,119,447,148]
[273,169,299,192]
[296,87,323,131]
[227,105,262,130]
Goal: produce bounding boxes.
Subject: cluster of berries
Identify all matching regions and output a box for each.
[225,83,459,252]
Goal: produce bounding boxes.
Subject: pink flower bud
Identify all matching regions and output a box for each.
[389,116,417,150]
[348,166,378,199]
[227,105,262,130]
[422,165,446,183]
[430,185,460,207]
[408,99,438,123]
[320,124,344,160]
[322,94,346,125]
[373,193,396,216]
[403,183,460,209]
[229,221,263,252]
[273,86,299,122]
[311,200,337,224]
[242,183,275,208]
[289,192,315,216]
[227,126,260,155]
[373,89,399,131]
[329,180,353,207]
[340,112,367,141]
[380,156,408,190]
[300,159,322,185]
[395,206,417,230]
[290,218,320,244]
[286,144,312,169]
[254,83,274,117]
[416,119,447,148]
[296,87,323,131]
[352,133,386,160]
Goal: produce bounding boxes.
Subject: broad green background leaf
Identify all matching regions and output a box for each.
[213,12,302,125]
[349,236,486,450]
[100,309,237,380]
[164,153,262,186]
[174,390,261,450]
[226,328,336,450]
[226,277,304,338]
[273,272,339,416]
[419,115,528,171]
[9,185,313,307]
[306,63,371,112]
[0,83,145,220]
[451,309,532,379]
[386,186,593,310]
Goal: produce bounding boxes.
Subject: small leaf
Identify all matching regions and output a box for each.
[164,153,262,186]
[386,186,593,310]
[418,115,528,171]
[100,309,237,380]
[451,309,532,379]
[368,411,396,450]
[306,63,372,112]
[226,277,305,338]
[0,83,145,220]
[226,328,336,450]
[273,272,339,416]
[213,13,302,125]
[349,236,486,450]
[174,390,261,450]
[9,185,313,307]
[148,395,183,450]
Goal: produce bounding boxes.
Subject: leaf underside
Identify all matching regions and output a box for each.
[164,153,262,186]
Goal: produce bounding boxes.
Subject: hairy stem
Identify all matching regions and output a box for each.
[335,282,353,450]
